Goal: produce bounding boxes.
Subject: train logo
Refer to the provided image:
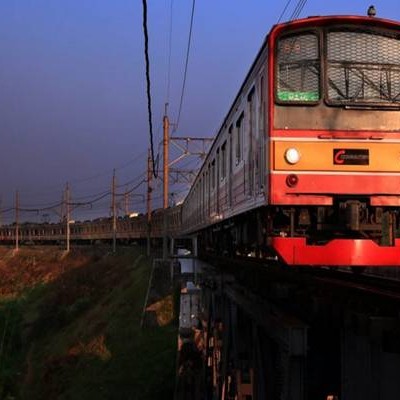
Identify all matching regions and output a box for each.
[333,149,369,165]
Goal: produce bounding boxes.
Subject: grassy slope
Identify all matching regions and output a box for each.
[0,246,176,400]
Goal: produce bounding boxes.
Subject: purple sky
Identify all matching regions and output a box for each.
[0,1,399,223]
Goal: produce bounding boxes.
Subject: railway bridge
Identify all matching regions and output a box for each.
[173,254,400,400]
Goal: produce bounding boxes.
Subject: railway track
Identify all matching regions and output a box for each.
[308,267,400,302]
[205,253,400,303]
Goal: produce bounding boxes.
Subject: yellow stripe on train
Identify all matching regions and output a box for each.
[273,141,400,172]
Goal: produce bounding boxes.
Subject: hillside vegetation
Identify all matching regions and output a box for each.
[0,246,176,400]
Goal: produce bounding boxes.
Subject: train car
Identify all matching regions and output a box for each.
[0,206,181,244]
[181,13,400,267]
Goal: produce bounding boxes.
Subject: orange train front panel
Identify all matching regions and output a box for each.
[269,138,400,206]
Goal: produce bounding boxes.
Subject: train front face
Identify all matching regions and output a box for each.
[268,16,400,267]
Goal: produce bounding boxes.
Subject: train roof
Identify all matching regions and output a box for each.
[270,14,400,38]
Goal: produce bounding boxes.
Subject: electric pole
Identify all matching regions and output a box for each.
[15,190,19,251]
[163,104,170,260]
[112,169,117,253]
[147,148,152,257]
[60,191,65,223]
[66,182,70,252]
[124,186,129,216]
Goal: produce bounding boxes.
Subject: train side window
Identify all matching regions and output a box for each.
[197,179,201,222]
[276,32,320,103]
[209,165,212,206]
[221,141,227,179]
[235,113,244,164]
[228,124,233,174]
[216,149,220,185]
[202,173,205,218]
[211,159,216,190]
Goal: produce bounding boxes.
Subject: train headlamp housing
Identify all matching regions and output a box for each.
[285,148,301,165]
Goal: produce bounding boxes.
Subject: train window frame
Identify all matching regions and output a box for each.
[323,25,400,108]
[275,29,322,106]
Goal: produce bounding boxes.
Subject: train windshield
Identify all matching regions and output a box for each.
[327,29,400,106]
[276,33,320,102]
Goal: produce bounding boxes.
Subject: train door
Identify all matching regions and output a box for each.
[258,74,266,195]
[216,149,220,216]
[221,141,227,211]
[211,160,216,216]
[207,165,211,220]
[247,87,255,197]
[201,174,205,224]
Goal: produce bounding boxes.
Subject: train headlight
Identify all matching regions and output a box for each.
[285,148,301,164]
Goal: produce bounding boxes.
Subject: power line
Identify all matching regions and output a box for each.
[290,0,308,20]
[71,189,111,202]
[116,172,147,189]
[71,153,147,185]
[17,151,148,199]
[174,0,196,134]
[69,191,111,207]
[19,204,62,213]
[277,0,293,23]
[142,0,158,178]
[115,179,146,197]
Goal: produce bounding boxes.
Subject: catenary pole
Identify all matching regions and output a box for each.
[163,105,170,260]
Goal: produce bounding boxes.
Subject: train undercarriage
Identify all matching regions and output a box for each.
[198,200,400,267]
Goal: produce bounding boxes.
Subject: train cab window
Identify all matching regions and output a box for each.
[327,29,400,106]
[276,32,320,103]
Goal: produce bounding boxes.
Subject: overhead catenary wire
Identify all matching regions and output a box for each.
[115,179,146,197]
[68,191,111,207]
[142,0,158,178]
[71,189,112,202]
[70,153,147,185]
[16,150,148,200]
[277,0,293,23]
[116,172,147,189]
[0,173,148,216]
[174,0,196,134]
[290,0,308,20]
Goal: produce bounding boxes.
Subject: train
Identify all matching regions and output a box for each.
[0,206,182,245]
[180,13,400,267]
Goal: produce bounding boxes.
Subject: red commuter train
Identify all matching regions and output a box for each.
[181,13,400,267]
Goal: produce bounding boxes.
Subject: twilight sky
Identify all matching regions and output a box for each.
[0,0,399,223]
